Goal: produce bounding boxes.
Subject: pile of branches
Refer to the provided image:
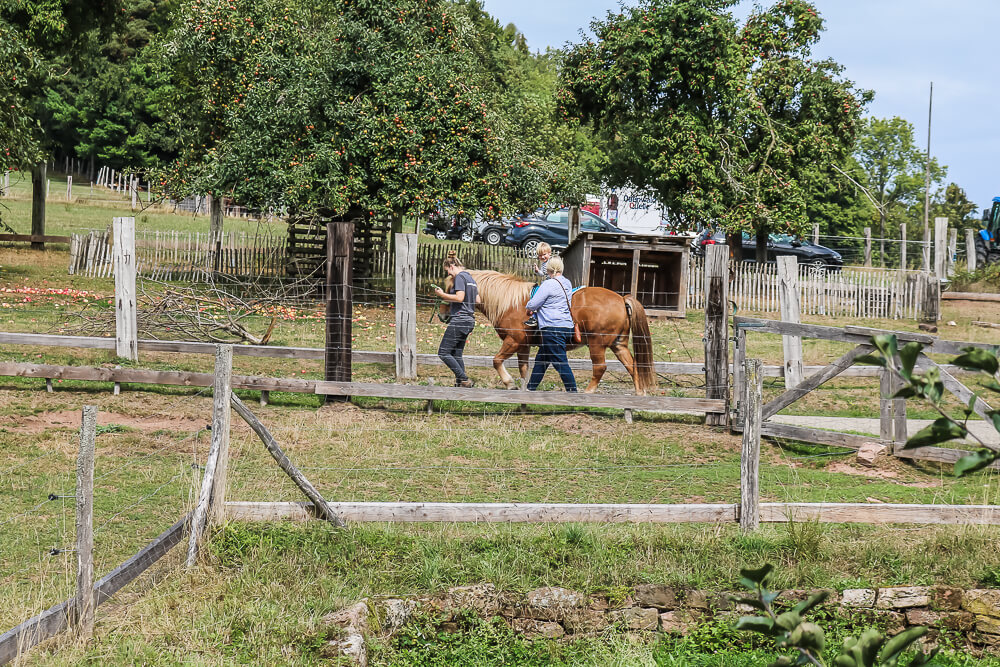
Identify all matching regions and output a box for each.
[57,270,323,345]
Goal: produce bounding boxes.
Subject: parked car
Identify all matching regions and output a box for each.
[472,216,511,246]
[504,208,633,256]
[423,211,474,242]
[692,231,842,268]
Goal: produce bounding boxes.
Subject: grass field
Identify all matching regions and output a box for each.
[3,196,1000,664]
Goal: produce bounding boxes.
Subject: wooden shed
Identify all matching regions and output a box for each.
[562,232,692,318]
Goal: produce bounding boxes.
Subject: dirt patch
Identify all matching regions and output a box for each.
[8,409,207,435]
[825,462,899,479]
[544,413,622,437]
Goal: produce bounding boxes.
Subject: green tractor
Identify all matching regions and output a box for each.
[975,197,1000,267]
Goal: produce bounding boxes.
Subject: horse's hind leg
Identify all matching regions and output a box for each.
[610,343,644,396]
[517,348,529,385]
[584,343,608,393]
[494,337,521,389]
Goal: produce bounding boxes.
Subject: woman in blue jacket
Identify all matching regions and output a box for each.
[524,256,578,392]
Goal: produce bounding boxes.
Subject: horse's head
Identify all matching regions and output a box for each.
[437,274,455,322]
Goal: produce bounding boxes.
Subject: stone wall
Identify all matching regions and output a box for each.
[323,583,1000,666]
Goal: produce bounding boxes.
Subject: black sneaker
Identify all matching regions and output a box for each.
[524,317,537,327]
[458,379,475,388]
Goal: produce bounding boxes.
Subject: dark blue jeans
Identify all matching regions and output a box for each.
[527,326,578,392]
[438,317,474,383]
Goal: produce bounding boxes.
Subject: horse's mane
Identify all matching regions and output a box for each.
[467,270,533,324]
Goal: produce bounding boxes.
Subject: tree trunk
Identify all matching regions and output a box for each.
[755,227,768,264]
[31,164,46,250]
[726,232,743,262]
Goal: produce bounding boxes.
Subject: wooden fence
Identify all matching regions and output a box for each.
[687,257,928,320]
[66,230,532,289]
[68,229,288,281]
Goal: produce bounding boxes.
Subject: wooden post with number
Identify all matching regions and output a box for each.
[704,244,729,427]
[324,220,354,402]
[395,233,417,380]
[74,405,97,638]
[776,255,803,389]
[113,217,138,361]
[739,359,762,533]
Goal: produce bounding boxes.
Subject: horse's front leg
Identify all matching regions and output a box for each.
[493,336,521,389]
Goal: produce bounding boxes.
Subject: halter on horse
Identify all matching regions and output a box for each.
[442,270,656,395]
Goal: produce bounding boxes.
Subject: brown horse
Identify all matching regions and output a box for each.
[443,270,656,394]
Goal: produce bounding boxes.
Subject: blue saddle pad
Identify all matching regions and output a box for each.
[529,284,585,298]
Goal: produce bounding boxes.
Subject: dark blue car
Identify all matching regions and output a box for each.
[504,208,632,256]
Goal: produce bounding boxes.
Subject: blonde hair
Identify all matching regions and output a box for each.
[546,256,564,274]
[537,242,552,258]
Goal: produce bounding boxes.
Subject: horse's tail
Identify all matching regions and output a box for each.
[625,296,656,392]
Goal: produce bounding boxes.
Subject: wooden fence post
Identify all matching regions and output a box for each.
[66,175,72,201]
[704,244,729,427]
[395,233,417,380]
[934,217,948,281]
[900,223,907,270]
[891,371,907,451]
[209,196,223,273]
[31,164,46,250]
[186,344,232,566]
[113,217,138,362]
[948,227,957,277]
[732,325,746,429]
[776,255,803,389]
[812,223,819,246]
[74,405,97,638]
[879,368,892,442]
[739,358,762,533]
[568,206,581,246]
[967,228,977,273]
[324,220,354,403]
[920,272,940,324]
[863,227,872,267]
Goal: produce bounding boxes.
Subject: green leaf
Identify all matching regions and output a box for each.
[986,410,1000,434]
[774,610,802,631]
[904,418,967,449]
[855,354,887,367]
[768,658,794,667]
[735,615,777,635]
[952,346,1000,375]
[788,621,825,653]
[739,564,773,586]
[792,591,830,615]
[891,386,917,400]
[833,657,858,667]
[854,628,884,667]
[878,626,926,664]
[983,380,1000,394]
[955,449,1000,477]
[873,334,898,361]
[923,367,943,403]
[898,342,922,378]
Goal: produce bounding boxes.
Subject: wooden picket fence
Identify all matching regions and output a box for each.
[68,230,288,281]
[687,257,929,320]
[369,241,534,291]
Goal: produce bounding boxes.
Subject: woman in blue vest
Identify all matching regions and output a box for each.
[524,256,578,392]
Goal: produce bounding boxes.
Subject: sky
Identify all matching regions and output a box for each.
[481,0,1000,214]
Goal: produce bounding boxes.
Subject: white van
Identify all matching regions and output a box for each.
[601,188,667,234]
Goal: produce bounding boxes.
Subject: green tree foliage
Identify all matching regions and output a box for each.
[736,564,936,666]
[866,334,1000,476]
[158,0,587,219]
[930,182,977,230]
[561,0,866,255]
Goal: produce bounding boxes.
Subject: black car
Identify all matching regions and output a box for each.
[504,208,632,256]
[693,231,842,268]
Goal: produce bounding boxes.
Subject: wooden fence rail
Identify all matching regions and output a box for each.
[226,500,1000,526]
[687,257,928,320]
